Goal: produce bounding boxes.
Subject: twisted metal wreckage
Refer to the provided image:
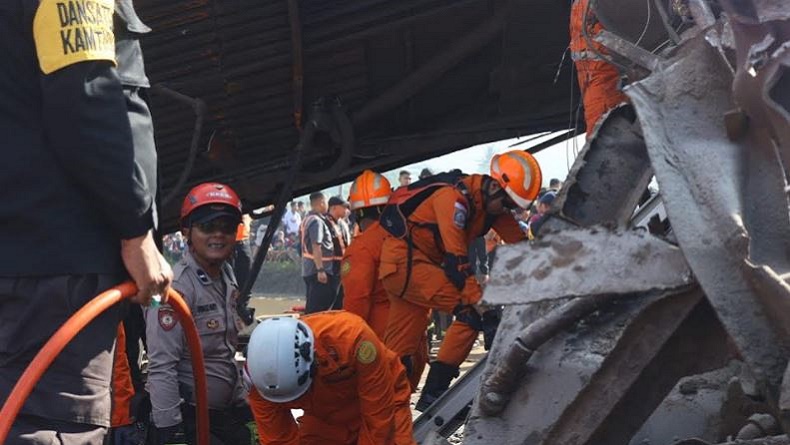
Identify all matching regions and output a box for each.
[416,0,790,444]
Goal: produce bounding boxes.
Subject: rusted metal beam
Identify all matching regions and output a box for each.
[478,292,624,416]
[566,296,733,444]
[627,29,790,406]
[465,101,662,444]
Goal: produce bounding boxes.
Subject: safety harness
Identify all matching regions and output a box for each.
[379,171,476,297]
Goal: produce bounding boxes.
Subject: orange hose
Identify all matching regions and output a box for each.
[0,283,210,445]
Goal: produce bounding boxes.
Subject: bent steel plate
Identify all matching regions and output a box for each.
[626,30,790,399]
[483,227,693,305]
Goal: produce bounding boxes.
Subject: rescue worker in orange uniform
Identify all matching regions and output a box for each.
[246,312,416,445]
[376,151,542,411]
[341,170,430,387]
[570,0,628,136]
[341,170,393,338]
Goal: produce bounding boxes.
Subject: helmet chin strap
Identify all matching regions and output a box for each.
[481,175,494,210]
[482,175,510,211]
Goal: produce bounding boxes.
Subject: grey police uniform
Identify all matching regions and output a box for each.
[145,250,248,429]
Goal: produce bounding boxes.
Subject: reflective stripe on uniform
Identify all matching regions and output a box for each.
[301,214,343,261]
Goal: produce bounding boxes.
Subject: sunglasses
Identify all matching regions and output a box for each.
[193,217,238,235]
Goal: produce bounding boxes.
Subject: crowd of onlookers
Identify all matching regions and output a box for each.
[512,177,562,238]
[162,170,563,271]
[251,201,307,260]
[163,201,308,265]
[162,231,186,264]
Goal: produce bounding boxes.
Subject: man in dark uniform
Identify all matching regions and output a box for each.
[115,0,161,409]
[0,1,172,443]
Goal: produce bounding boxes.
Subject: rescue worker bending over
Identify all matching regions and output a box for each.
[246,312,416,445]
[570,0,628,136]
[376,151,542,411]
[146,183,253,444]
[341,170,393,338]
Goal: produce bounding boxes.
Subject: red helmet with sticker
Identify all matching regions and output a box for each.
[180,183,242,224]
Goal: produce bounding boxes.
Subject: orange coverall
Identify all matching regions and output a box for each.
[341,222,391,338]
[111,323,135,428]
[570,0,628,135]
[379,175,525,385]
[249,311,415,445]
[341,221,429,388]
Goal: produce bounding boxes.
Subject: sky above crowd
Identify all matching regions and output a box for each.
[385,132,585,184]
[314,131,587,201]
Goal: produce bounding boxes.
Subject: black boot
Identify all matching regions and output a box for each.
[482,307,502,351]
[415,361,459,412]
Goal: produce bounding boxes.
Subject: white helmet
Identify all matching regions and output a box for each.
[246,317,316,403]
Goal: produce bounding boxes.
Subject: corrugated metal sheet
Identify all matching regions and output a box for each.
[135,0,575,229]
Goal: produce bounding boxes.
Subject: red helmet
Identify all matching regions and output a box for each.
[180,183,242,224]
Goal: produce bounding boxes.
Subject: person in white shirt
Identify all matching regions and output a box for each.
[283,202,302,237]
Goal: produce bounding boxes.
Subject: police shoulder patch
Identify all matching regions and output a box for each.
[341,259,352,277]
[33,0,117,74]
[158,307,177,331]
[356,340,377,365]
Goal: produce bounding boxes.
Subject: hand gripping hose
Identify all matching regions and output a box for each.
[0,282,210,445]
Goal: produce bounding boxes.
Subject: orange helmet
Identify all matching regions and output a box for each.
[180,183,242,225]
[348,170,391,210]
[490,150,542,209]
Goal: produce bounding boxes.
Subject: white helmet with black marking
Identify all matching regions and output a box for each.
[246,316,316,403]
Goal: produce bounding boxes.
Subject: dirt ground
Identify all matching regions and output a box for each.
[248,294,304,316]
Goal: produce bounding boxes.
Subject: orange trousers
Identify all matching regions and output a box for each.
[381,258,479,389]
[436,320,478,366]
[111,323,135,427]
[575,59,628,136]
